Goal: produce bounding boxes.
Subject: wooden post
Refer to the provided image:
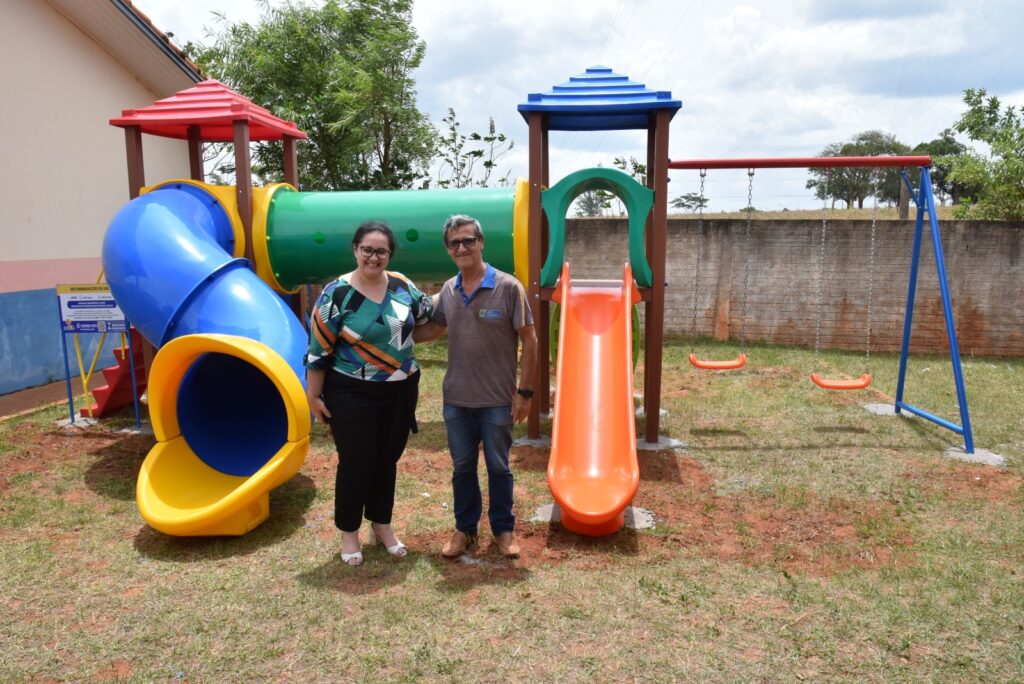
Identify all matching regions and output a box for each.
[283,135,304,324]
[526,112,546,439]
[233,120,254,265]
[124,126,145,199]
[898,169,911,220]
[539,124,551,418]
[187,125,204,181]
[283,136,299,188]
[122,125,152,389]
[643,110,671,444]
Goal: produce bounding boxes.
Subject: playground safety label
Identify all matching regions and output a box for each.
[56,284,128,333]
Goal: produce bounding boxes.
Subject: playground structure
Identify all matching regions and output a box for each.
[101,69,974,538]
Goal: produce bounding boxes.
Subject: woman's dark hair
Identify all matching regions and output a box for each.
[352,220,397,257]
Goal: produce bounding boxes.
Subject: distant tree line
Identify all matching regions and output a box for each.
[805,89,1022,220]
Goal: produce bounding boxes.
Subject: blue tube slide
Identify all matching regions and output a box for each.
[102,184,310,535]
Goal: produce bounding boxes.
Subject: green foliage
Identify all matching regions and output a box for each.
[807,131,910,208]
[431,108,514,188]
[913,129,970,204]
[613,156,647,184]
[671,192,709,213]
[944,88,1024,220]
[574,190,612,216]
[191,0,435,190]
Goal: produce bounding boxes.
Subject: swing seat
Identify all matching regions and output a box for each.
[689,353,746,370]
[810,372,871,390]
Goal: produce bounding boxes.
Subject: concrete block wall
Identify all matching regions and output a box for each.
[563,217,1024,357]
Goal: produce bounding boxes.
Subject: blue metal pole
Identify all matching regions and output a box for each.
[57,295,75,424]
[894,169,924,413]
[126,325,141,429]
[921,167,975,453]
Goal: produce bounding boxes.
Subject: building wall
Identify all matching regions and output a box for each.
[0,0,191,393]
[564,217,1024,358]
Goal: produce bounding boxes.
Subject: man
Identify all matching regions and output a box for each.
[414,214,537,558]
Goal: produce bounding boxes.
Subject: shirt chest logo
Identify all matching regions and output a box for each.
[478,308,503,320]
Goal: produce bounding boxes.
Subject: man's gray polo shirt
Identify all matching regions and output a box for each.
[432,263,533,408]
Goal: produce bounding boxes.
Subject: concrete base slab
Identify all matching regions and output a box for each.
[56,416,98,429]
[637,436,685,451]
[513,435,551,448]
[119,423,154,436]
[532,503,656,530]
[860,401,917,417]
[531,503,559,523]
[635,407,668,418]
[623,506,657,529]
[864,401,897,417]
[944,447,1007,467]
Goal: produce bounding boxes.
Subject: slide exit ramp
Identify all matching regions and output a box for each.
[547,263,641,536]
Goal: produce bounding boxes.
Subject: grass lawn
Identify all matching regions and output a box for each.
[1,338,1022,682]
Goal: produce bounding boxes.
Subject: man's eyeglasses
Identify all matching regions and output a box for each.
[358,245,391,258]
[446,237,479,251]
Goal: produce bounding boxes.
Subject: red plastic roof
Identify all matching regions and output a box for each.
[109,80,307,141]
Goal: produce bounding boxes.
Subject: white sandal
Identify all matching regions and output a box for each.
[369,524,408,558]
[340,530,363,566]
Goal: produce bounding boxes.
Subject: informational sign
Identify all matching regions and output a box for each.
[56,284,128,333]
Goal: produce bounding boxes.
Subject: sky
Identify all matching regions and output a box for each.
[140,0,1024,211]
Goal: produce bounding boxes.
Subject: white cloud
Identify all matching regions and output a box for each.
[137,0,1024,210]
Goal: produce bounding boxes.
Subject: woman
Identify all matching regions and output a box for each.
[305,221,433,566]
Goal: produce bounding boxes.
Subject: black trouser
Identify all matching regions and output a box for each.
[322,370,419,532]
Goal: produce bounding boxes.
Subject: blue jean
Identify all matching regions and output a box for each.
[442,403,515,535]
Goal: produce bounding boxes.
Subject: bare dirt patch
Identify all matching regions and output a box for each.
[93,659,133,681]
[902,461,1023,503]
[401,447,908,578]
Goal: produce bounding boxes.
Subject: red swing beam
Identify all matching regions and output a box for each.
[669,155,932,387]
[668,155,932,170]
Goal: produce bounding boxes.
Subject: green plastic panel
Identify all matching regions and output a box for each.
[539,167,654,288]
[266,187,517,288]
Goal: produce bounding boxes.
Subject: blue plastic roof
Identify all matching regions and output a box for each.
[518,65,681,131]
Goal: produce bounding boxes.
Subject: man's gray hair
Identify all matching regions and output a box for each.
[442,214,484,244]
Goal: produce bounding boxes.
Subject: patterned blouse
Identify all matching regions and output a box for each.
[305,272,434,382]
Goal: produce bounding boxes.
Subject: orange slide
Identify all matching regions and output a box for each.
[547,263,642,536]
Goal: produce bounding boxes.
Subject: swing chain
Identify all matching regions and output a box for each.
[813,170,831,360]
[689,169,708,354]
[740,168,754,350]
[865,172,880,371]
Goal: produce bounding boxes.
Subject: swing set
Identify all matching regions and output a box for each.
[669,155,975,453]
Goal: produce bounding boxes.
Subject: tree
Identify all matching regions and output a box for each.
[190,0,435,190]
[670,192,709,213]
[944,88,1024,220]
[913,129,970,205]
[602,156,647,215]
[613,156,647,185]
[431,108,514,188]
[806,131,910,208]
[574,190,612,217]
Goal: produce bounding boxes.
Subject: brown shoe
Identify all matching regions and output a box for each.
[441,530,477,558]
[497,531,520,558]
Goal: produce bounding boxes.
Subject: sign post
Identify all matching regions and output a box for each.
[56,284,140,427]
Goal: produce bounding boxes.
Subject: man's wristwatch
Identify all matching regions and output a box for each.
[516,387,535,399]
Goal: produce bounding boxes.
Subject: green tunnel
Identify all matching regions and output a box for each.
[256,181,529,290]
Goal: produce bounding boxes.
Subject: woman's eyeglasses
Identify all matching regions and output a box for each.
[446,237,479,250]
[358,245,392,258]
